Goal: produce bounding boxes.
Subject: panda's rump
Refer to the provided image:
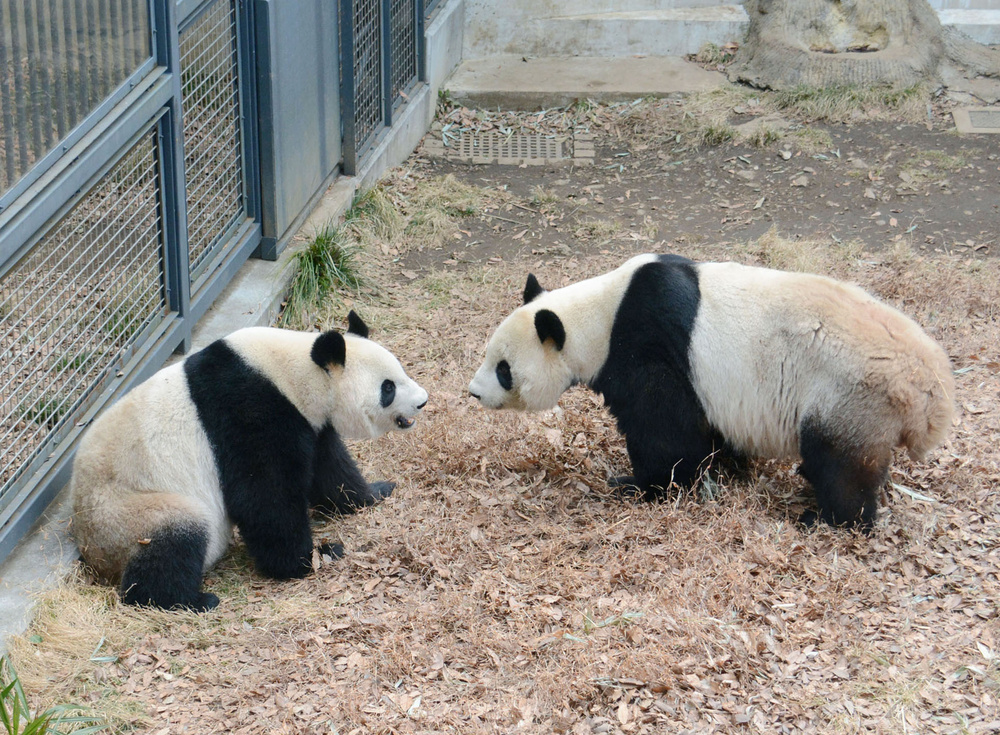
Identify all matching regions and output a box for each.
[72,487,222,581]
[70,365,232,579]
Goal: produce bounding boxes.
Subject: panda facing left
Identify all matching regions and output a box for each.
[69,311,427,612]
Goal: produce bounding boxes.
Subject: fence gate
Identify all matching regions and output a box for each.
[340,0,425,175]
[0,0,261,561]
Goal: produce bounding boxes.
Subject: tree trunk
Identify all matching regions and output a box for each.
[728,0,1000,91]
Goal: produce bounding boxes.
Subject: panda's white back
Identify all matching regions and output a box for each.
[688,261,951,459]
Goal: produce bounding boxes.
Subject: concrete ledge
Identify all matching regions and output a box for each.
[445,55,726,110]
[0,494,76,650]
[357,83,435,191]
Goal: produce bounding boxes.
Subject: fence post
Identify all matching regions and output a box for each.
[416,0,426,84]
[152,0,192,352]
[381,0,392,128]
[340,0,358,176]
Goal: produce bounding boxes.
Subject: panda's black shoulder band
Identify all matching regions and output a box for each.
[346,310,369,339]
[312,330,346,369]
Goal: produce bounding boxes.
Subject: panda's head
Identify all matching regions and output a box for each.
[469,274,572,412]
[312,311,428,439]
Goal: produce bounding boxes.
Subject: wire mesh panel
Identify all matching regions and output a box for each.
[352,0,383,154]
[0,0,151,198]
[0,129,166,511]
[389,0,417,103]
[179,0,245,285]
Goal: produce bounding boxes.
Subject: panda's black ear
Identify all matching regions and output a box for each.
[535,309,565,351]
[346,310,369,339]
[312,330,346,370]
[523,273,544,304]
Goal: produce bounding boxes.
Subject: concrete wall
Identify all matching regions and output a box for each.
[462,0,747,58]
[462,0,1000,59]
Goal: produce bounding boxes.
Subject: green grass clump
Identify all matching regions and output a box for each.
[529,186,560,210]
[1,655,109,734]
[22,393,65,429]
[53,352,94,373]
[701,122,736,147]
[279,226,363,328]
[743,124,782,148]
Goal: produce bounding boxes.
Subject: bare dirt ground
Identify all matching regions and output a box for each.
[7,94,1000,734]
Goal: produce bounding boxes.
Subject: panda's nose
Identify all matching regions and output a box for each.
[417,400,427,410]
[469,391,480,400]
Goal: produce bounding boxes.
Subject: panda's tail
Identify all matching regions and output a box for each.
[900,366,956,462]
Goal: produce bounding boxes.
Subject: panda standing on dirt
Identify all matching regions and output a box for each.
[469,254,954,530]
[70,312,427,611]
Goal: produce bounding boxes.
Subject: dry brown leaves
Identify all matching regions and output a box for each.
[7,176,1000,735]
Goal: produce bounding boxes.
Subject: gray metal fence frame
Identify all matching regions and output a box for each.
[0,0,262,561]
[340,0,425,175]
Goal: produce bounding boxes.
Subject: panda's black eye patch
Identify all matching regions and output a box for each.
[380,379,396,407]
[496,360,513,391]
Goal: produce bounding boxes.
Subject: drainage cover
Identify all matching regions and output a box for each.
[952,107,1000,134]
[424,129,594,166]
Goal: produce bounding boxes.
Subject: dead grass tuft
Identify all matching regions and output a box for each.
[393,172,505,254]
[771,84,930,124]
[612,83,929,154]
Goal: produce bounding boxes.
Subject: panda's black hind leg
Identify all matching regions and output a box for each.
[798,419,889,532]
[120,524,218,611]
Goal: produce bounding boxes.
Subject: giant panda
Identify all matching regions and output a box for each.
[469,254,954,530]
[70,311,427,611]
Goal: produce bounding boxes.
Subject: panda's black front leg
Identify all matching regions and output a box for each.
[236,491,316,579]
[310,424,395,515]
[623,431,711,501]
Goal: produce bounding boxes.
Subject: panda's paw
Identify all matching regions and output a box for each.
[797,509,819,528]
[608,476,645,500]
[317,542,345,559]
[368,481,396,503]
[196,593,221,612]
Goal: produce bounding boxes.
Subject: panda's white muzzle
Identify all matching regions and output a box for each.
[394,396,427,430]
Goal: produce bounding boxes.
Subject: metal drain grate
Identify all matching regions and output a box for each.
[968,109,1000,129]
[952,107,1000,134]
[458,133,565,161]
[424,129,594,166]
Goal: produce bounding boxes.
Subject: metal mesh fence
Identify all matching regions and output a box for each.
[389,0,417,103]
[0,0,151,198]
[352,0,383,153]
[179,0,245,285]
[0,129,165,510]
